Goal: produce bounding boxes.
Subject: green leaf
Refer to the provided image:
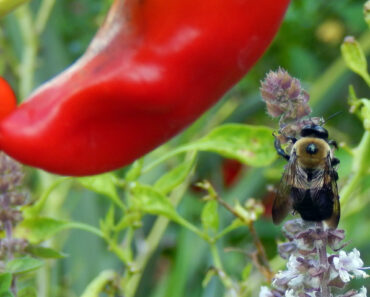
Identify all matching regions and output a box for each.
[16,217,103,243]
[0,0,30,17]
[341,36,370,86]
[242,264,253,280]
[201,201,219,232]
[125,159,144,182]
[0,273,12,292]
[130,184,181,222]
[114,211,142,231]
[16,217,69,243]
[6,257,43,274]
[24,177,71,218]
[18,287,37,297]
[365,1,370,28]
[194,124,276,167]
[26,245,66,259]
[77,173,125,210]
[360,99,370,130]
[154,157,195,195]
[143,124,276,172]
[80,270,116,297]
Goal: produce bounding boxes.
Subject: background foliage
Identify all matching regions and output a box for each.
[0,0,369,296]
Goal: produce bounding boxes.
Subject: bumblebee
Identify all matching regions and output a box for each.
[272,124,340,229]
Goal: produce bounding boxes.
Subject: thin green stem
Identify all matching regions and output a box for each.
[14,4,38,99]
[124,172,191,297]
[210,244,235,290]
[175,217,209,241]
[67,222,104,238]
[35,0,56,35]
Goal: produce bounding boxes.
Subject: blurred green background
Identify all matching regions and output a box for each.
[0,0,369,296]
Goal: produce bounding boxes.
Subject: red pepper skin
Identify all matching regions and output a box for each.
[0,78,16,121]
[0,0,290,176]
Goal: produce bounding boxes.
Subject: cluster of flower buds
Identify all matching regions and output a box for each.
[260,219,368,297]
[0,152,29,260]
[260,68,311,122]
[260,68,323,144]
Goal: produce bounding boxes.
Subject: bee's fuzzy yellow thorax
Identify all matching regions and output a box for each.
[294,137,330,168]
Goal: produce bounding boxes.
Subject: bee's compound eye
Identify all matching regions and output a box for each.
[306,143,318,155]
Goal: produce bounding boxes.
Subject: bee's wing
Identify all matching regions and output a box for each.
[324,155,340,229]
[272,152,298,225]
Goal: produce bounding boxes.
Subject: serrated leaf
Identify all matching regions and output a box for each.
[6,257,44,274]
[18,287,37,297]
[16,217,68,243]
[154,157,195,195]
[80,270,116,297]
[0,0,30,17]
[193,124,276,167]
[130,184,181,222]
[125,159,143,182]
[26,245,66,259]
[78,173,124,210]
[201,201,219,232]
[0,273,12,292]
[341,36,370,86]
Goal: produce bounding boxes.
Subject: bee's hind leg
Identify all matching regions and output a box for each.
[273,133,290,161]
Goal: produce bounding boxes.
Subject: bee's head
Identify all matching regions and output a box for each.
[300,124,328,140]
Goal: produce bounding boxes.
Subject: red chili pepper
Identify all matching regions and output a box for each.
[0,0,290,176]
[0,78,16,122]
[222,159,244,188]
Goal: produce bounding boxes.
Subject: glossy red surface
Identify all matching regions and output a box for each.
[0,0,290,176]
[0,78,16,121]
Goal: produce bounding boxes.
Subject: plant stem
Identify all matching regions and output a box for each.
[35,0,56,35]
[210,243,235,290]
[125,174,191,297]
[14,4,38,99]
[316,223,330,297]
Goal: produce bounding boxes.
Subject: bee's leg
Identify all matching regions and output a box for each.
[332,157,340,166]
[328,139,338,149]
[286,136,297,144]
[274,135,290,161]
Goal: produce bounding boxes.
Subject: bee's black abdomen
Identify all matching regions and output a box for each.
[291,187,334,222]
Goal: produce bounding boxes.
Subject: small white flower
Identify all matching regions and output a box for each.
[287,255,301,272]
[352,287,367,297]
[285,289,297,297]
[259,286,274,297]
[333,249,368,282]
[304,275,320,289]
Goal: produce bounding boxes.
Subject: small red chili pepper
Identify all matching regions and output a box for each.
[0,0,290,176]
[0,78,16,121]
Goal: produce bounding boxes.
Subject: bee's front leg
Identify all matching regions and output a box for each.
[328,139,338,149]
[332,157,340,166]
[273,133,290,161]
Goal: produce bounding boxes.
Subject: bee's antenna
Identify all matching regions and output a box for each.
[323,111,343,126]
